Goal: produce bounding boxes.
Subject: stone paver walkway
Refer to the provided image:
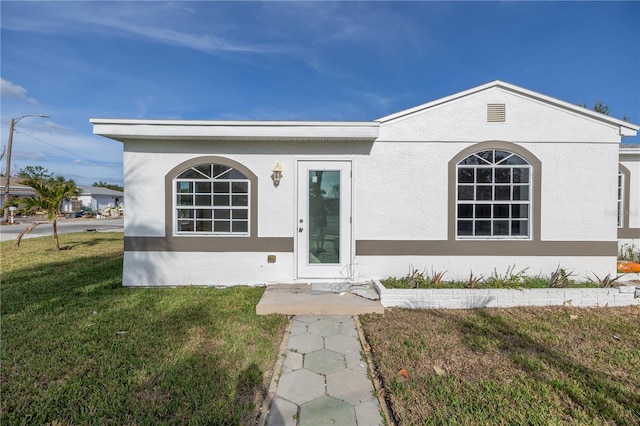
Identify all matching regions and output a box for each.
[265,315,384,426]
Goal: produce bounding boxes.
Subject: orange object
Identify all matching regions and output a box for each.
[617,261,640,273]
[399,368,410,378]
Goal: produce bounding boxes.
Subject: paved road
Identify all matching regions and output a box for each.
[0,217,124,242]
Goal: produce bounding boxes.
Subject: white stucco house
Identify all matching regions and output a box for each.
[61,185,124,214]
[0,177,38,201]
[618,144,640,246]
[91,81,639,287]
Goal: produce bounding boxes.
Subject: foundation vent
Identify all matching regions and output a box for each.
[487,103,506,123]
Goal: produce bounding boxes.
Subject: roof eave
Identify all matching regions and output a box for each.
[90,119,380,143]
[376,80,640,135]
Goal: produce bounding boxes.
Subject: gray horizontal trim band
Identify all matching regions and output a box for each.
[124,236,294,252]
[618,228,640,239]
[356,240,617,257]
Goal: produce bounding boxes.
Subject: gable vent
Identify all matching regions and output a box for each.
[487,103,506,123]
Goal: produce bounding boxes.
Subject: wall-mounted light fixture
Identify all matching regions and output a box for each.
[271,163,283,187]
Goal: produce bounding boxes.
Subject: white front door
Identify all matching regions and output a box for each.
[297,161,352,279]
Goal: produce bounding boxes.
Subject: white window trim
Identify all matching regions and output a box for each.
[617,171,624,228]
[173,166,251,237]
[456,151,532,240]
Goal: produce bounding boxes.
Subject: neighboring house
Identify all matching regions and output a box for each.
[0,177,38,203]
[61,185,124,213]
[91,80,640,287]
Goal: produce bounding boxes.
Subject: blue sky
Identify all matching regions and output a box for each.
[1,1,639,187]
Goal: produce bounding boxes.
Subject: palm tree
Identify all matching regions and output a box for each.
[14,175,79,250]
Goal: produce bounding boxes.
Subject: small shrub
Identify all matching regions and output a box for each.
[586,273,623,288]
[521,275,549,288]
[381,265,612,290]
[384,266,449,289]
[464,272,484,288]
[408,267,428,288]
[548,266,575,288]
[484,265,529,288]
[430,269,447,286]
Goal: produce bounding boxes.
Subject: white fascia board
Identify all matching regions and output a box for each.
[619,126,638,137]
[376,80,640,137]
[90,119,379,142]
[375,80,504,122]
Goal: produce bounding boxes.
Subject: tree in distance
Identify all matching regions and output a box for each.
[14,167,79,251]
[93,181,123,192]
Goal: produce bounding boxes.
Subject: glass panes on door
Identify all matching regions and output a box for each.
[308,170,340,264]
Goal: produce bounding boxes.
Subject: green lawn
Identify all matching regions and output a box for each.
[5,231,639,425]
[1,232,288,425]
[361,307,640,425]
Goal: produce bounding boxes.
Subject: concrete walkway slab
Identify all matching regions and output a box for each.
[264,315,384,426]
[256,284,384,315]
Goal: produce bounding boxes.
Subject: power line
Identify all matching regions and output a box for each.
[12,129,123,173]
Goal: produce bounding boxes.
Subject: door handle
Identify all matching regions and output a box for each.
[298,227,304,233]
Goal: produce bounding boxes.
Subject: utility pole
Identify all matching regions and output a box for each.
[3,114,49,222]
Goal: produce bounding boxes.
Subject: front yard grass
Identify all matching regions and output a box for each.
[1,232,288,425]
[361,307,640,425]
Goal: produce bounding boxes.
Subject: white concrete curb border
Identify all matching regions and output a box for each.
[373,280,640,309]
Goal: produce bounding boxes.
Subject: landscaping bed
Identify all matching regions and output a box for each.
[377,267,640,309]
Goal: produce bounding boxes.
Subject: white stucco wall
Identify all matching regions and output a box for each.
[369,86,621,242]
[620,152,640,229]
[378,87,624,144]
[355,255,614,283]
[61,193,124,213]
[536,142,619,241]
[123,140,368,238]
[123,148,172,237]
[355,141,451,240]
[123,251,294,286]
[112,84,632,287]
[618,148,640,254]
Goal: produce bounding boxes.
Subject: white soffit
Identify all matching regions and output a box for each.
[90,119,380,142]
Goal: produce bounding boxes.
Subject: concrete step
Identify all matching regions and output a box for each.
[256,284,385,315]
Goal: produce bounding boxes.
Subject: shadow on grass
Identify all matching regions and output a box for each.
[433,309,640,423]
[63,233,124,249]
[1,244,283,425]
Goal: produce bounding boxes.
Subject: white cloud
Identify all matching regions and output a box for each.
[351,91,412,115]
[40,120,75,135]
[122,26,277,55]
[13,151,47,162]
[0,78,38,104]
[3,3,286,56]
[135,95,155,118]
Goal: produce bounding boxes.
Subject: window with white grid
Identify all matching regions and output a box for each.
[617,171,624,228]
[175,164,249,235]
[456,150,531,238]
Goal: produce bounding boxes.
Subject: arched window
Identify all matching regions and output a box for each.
[174,164,250,235]
[456,149,532,238]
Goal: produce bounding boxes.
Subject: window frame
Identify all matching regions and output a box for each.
[617,170,624,228]
[448,142,541,242]
[169,159,256,237]
[617,164,634,231]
